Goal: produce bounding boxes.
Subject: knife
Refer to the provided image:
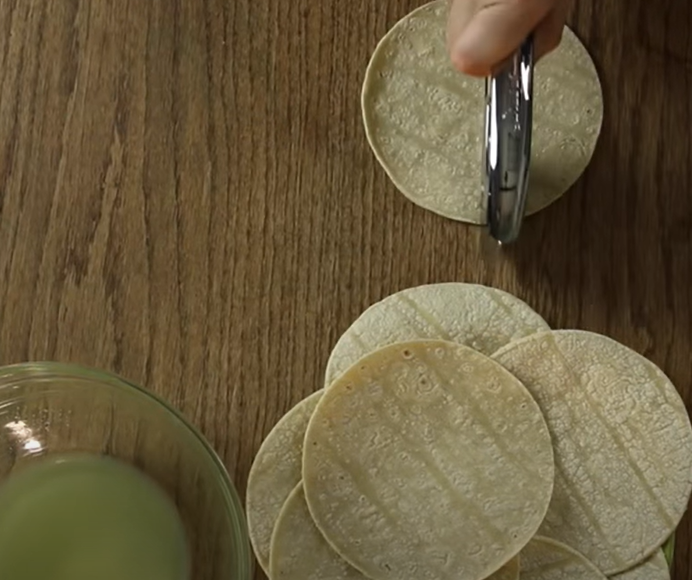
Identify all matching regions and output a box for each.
[482,36,534,245]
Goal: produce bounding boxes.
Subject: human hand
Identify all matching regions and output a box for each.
[447,0,569,77]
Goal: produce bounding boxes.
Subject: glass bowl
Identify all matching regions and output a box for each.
[0,362,253,580]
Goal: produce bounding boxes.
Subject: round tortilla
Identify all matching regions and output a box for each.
[492,556,520,580]
[325,282,549,385]
[492,330,692,574]
[271,482,521,580]
[519,536,606,579]
[362,0,604,223]
[246,390,324,575]
[270,482,370,580]
[304,340,555,580]
[610,550,670,580]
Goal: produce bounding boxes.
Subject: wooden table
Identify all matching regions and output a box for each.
[0,0,690,578]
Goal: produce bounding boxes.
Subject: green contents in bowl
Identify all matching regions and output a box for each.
[0,453,190,580]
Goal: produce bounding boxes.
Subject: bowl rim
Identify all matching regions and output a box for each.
[0,360,254,580]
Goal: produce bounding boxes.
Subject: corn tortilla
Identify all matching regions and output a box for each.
[610,550,669,580]
[495,557,521,580]
[246,390,324,575]
[492,330,692,574]
[270,482,370,580]
[325,282,549,385]
[519,536,606,579]
[362,0,603,223]
[304,340,555,580]
[271,482,521,580]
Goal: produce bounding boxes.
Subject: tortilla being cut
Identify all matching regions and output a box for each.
[325,282,549,385]
[362,0,603,223]
[519,536,606,579]
[304,340,555,580]
[610,550,670,580]
[492,330,692,575]
[246,390,324,575]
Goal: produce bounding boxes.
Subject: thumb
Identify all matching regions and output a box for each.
[450,0,553,77]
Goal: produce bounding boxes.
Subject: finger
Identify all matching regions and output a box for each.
[446,0,478,54]
[450,0,555,77]
[532,1,568,61]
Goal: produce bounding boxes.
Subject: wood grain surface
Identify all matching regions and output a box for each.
[0,0,690,578]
